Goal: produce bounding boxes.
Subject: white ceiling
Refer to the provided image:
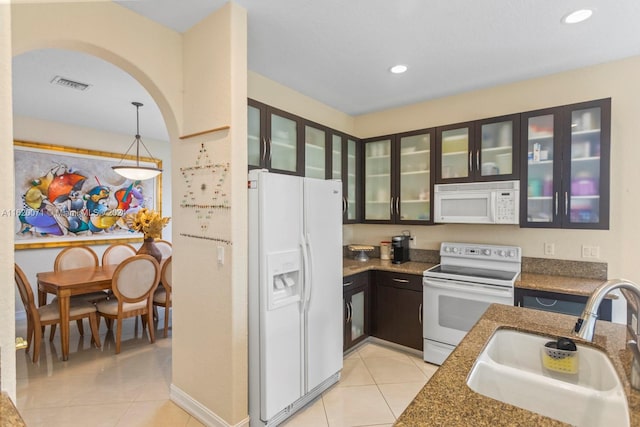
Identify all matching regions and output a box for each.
[12,0,640,142]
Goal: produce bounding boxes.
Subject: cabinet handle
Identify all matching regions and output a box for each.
[395,197,400,216]
[392,278,409,283]
[535,297,558,307]
[564,192,568,216]
[267,138,272,163]
[343,281,354,287]
[342,197,347,214]
[419,303,422,325]
[469,151,472,172]
[554,192,559,216]
[476,150,480,172]
[390,197,394,217]
[261,137,267,163]
[347,302,352,323]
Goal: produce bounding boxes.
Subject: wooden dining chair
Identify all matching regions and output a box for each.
[54,246,109,303]
[102,243,137,266]
[51,246,109,338]
[153,256,172,338]
[154,239,172,260]
[96,255,160,354]
[15,263,101,363]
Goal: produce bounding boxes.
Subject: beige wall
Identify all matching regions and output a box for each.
[10,2,249,425]
[172,3,248,425]
[0,3,16,401]
[248,71,356,136]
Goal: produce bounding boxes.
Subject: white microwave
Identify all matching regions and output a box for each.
[434,180,520,224]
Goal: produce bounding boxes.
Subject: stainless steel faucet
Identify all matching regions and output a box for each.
[574,279,640,390]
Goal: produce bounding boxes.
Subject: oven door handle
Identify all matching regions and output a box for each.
[424,277,513,298]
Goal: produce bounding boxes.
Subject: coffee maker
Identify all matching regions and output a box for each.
[391,235,410,264]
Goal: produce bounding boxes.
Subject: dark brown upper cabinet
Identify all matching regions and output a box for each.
[435,114,520,184]
[520,98,611,229]
[330,131,361,223]
[363,129,435,224]
[248,99,302,176]
[248,98,362,223]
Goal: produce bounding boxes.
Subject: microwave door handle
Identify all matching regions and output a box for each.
[424,277,512,298]
[490,192,496,222]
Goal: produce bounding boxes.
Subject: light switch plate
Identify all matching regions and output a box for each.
[217,245,224,265]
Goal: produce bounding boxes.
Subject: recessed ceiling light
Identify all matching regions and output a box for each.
[390,64,408,74]
[563,9,593,24]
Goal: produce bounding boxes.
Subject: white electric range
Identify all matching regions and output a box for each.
[422,242,521,365]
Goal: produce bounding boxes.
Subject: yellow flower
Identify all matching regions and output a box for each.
[125,208,170,239]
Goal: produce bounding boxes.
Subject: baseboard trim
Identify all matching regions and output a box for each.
[170,384,250,427]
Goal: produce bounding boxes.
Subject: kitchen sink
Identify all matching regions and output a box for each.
[466,328,629,427]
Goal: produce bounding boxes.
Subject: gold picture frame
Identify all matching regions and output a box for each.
[13,140,162,249]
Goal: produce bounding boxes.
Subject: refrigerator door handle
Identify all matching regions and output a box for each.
[304,232,314,309]
[300,236,311,313]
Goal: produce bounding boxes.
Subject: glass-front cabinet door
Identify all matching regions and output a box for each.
[477,114,520,181]
[521,98,610,229]
[564,101,610,228]
[248,103,263,169]
[397,130,433,223]
[522,110,560,226]
[364,138,392,222]
[345,138,359,222]
[269,111,299,174]
[437,123,471,182]
[247,99,302,175]
[304,124,326,179]
[332,134,342,180]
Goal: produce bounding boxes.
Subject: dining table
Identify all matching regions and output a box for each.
[36,264,119,361]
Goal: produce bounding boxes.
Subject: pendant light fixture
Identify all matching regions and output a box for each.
[112,101,162,180]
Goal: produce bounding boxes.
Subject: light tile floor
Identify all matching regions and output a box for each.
[15,315,203,427]
[15,316,437,427]
[283,342,438,427]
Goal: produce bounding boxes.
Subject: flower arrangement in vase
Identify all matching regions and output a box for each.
[125,208,170,262]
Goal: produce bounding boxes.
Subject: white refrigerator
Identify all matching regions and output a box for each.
[248,170,343,426]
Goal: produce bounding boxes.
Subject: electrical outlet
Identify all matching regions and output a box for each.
[544,243,555,255]
[581,245,600,258]
[411,236,417,247]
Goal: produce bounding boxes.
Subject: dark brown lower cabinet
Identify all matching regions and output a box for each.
[372,271,423,350]
[343,272,370,352]
[515,288,612,322]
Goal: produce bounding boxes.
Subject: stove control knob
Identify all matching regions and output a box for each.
[497,250,505,257]
[444,246,451,253]
[483,249,491,256]
[508,250,516,258]
[452,247,459,254]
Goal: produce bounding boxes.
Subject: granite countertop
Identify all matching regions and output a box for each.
[0,393,26,427]
[343,258,435,277]
[343,257,613,300]
[395,304,640,427]
[516,272,612,298]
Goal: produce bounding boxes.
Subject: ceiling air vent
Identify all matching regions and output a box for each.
[50,76,91,91]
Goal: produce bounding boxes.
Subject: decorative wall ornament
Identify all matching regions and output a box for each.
[179,142,231,245]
